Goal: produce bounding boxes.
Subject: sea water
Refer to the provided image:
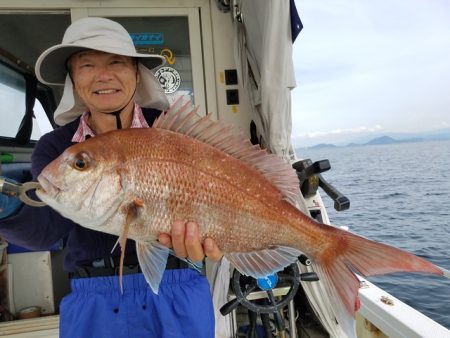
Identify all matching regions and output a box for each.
[296,140,450,329]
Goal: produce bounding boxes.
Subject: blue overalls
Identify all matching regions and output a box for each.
[60,269,214,338]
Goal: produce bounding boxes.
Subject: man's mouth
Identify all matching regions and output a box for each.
[94,89,119,95]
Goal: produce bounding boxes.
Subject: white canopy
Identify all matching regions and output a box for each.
[233,0,297,160]
[228,1,348,337]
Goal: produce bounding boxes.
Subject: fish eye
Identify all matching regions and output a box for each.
[75,159,86,170]
[73,154,90,171]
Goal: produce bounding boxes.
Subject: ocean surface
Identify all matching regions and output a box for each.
[296,140,450,330]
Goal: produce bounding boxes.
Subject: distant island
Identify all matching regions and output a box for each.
[309,143,338,149]
[297,130,450,150]
[353,135,424,146]
[305,136,424,149]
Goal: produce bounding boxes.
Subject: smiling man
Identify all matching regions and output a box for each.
[68,51,138,133]
[0,17,221,338]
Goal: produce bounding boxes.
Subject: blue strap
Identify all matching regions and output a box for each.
[0,177,23,220]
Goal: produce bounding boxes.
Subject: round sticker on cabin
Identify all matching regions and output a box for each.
[155,67,181,94]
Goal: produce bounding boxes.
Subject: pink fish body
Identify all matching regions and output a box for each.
[36,99,446,336]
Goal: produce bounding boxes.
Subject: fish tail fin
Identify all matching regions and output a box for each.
[312,228,444,335]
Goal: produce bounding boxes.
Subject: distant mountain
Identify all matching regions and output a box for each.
[366,136,397,145]
[299,134,444,151]
[309,143,337,149]
[295,128,450,151]
[345,128,450,145]
[365,136,424,145]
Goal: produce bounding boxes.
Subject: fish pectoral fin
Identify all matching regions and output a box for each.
[123,196,146,222]
[132,197,145,208]
[225,246,302,278]
[136,241,170,294]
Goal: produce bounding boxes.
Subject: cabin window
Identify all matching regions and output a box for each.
[0,61,54,143]
[109,16,193,102]
[0,63,26,138]
[0,12,71,144]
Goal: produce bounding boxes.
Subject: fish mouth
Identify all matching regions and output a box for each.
[37,174,61,198]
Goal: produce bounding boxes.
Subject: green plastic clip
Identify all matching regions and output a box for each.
[0,153,14,163]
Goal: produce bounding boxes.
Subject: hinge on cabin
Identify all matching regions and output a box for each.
[216,0,231,13]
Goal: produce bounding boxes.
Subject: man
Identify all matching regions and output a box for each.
[0,17,221,338]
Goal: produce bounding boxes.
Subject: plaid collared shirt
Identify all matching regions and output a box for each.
[71,104,149,142]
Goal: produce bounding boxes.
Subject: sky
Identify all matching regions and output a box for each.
[291,0,450,147]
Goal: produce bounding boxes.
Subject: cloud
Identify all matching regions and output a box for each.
[293,124,383,143]
[291,0,450,146]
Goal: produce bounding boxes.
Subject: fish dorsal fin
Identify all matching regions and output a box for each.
[153,97,300,205]
[225,246,302,278]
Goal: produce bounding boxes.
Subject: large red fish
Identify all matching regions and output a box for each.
[36,99,447,336]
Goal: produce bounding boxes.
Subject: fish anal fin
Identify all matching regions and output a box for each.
[136,241,170,294]
[225,246,301,279]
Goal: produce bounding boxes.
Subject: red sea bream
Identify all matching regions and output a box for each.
[36,99,447,336]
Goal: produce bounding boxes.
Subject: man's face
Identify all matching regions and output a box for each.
[69,51,138,114]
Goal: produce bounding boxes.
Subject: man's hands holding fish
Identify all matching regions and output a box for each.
[159,220,223,262]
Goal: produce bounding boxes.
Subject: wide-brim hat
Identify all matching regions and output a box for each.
[35,17,169,126]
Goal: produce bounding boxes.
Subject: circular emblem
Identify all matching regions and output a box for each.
[155,66,181,94]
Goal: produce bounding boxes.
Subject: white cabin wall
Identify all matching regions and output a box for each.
[208,1,253,138]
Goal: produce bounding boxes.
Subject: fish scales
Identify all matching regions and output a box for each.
[113,128,303,253]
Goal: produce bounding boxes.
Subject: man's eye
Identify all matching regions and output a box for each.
[80,63,93,68]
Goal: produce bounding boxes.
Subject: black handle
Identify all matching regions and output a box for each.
[293,159,350,211]
[294,159,330,182]
[317,174,350,211]
[300,272,320,282]
[219,298,241,316]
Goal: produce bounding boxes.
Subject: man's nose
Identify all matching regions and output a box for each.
[95,65,114,81]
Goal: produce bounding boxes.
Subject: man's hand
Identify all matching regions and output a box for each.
[158,220,223,262]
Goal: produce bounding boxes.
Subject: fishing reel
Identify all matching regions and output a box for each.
[220,255,319,335]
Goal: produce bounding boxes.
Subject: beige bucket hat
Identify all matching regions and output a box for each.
[35,17,169,126]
